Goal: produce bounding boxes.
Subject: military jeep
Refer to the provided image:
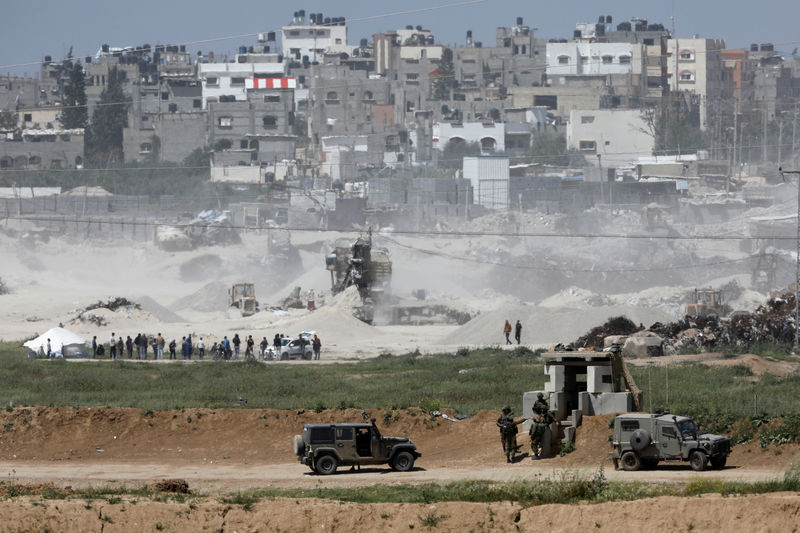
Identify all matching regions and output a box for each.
[611,413,731,471]
[293,419,421,475]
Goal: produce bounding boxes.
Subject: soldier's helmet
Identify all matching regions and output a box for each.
[501,405,511,413]
[537,392,544,399]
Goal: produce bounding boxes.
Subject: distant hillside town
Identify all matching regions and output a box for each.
[1,9,799,229]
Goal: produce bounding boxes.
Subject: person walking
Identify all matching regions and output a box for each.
[514,320,522,345]
[232,334,241,359]
[92,336,97,358]
[222,336,231,359]
[260,337,268,358]
[246,335,255,360]
[312,335,322,360]
[496,405,524,463]
[197,337,205,359]
[503,321,512,345]
[46,338,52,358]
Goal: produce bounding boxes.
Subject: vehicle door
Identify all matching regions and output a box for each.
[355,427,372,457]
[658,422,682,458]
[335,426,356,461]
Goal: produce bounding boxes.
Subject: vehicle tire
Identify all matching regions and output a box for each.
[315,455,338,475]
[690,450,708,471]
[391,451,415,472]
[303,350,312,361]
[641,457,659,470]
[293,435,305,457]
[710,456,727,469]
[630,429,651,451]
[620,451,641,471]
[280,352,288,361]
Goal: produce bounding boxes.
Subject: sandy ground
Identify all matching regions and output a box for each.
[1,407,799,531]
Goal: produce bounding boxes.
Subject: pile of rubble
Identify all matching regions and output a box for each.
[568,293,796,356]
[74,297,141,327]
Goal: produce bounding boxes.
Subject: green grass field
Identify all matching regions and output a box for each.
[2,342,799,436]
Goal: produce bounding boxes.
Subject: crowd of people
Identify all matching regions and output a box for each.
[87,331,323,361]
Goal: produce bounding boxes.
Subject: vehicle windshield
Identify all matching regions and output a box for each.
[677,419,699,439]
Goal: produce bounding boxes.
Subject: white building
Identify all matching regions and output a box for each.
[546,42,634,77]
[433,122,505,153]
[282,14,348,63]
[666,38,726,130]
[566,109,654,167]
[463,155,509,210]
[199,59,285,108]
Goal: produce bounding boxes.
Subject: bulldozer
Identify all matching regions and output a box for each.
[685,288,727,318]
[229,283,257,316]
[325,230,391,323]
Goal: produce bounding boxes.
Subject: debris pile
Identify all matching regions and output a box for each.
[570,294,796,355]
[73,297,142,327]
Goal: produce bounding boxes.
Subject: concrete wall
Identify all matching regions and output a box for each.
[546,42,634,76]
[566,109,653,166]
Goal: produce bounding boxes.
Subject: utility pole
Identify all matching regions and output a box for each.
[762,107,768,162]
[779,166,800,351]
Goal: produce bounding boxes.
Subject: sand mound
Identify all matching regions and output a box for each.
[136,296,186,323]
[170,281,229,312]
[178,254,224,282]
[440,305,675,346]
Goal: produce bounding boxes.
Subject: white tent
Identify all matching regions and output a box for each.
[23,327,88,358]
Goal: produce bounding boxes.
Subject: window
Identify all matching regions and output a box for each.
[240,140,248,149]
[621,420,640,432]
[206,76,218,86]
[231,77,245,86]
[263,95,280,103]
[50,159,62,169]
[161,91,169,100]
[309,427,334,444]
[618,55,631,64]
[579,140,596,151]
[193,99,201,108]
[405,73,419,80]
[581,115,595,124]
[288,31,300,36]
[139,143,152,154]
[580,56,588,64]
[336,427,354,440]
[557,55,569,65]
[262,115,277,129]
[335,38,342,44]
[326,91,338,101]
[363,91,374,101]
[60,134,71,142]
[662,426,677,437]
[602,55,613,64]
[23,113,32,122]
[680,70,695,81]
[218,116,233,128]
[679,49,694,60]
[28,156,41,167]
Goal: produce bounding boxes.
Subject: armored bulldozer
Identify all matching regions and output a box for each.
[325,230,391,323]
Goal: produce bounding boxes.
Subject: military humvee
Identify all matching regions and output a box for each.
[611,412,731,471]
[293,419,421,475]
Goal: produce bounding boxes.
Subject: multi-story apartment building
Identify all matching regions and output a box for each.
[667,37,727,129]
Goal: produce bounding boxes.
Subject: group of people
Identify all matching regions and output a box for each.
[88,331,322,361]
[503,320,523,345]
[91,333,203,360]
[496,393,555,463]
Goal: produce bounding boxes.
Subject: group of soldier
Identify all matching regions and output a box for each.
[496,392,555,463]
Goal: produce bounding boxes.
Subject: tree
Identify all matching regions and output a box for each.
[528,131,586,167]
[432,48,455,100]
[0,110,17,130]
[640,103,709,156]
[60,62,88,129]
[440,139,481,169]
[85,67,129,166]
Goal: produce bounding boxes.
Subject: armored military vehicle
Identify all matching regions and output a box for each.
[293,419,420,475]
[611,412,731,471]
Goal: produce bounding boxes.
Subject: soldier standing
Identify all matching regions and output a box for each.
[530,393,552,459]
[496,405,524,463]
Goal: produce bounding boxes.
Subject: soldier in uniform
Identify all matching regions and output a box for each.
[496,405,524,463]
[530,393,553,459]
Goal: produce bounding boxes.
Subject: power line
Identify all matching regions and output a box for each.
[1,212,796,242]
[0,0,488,72]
